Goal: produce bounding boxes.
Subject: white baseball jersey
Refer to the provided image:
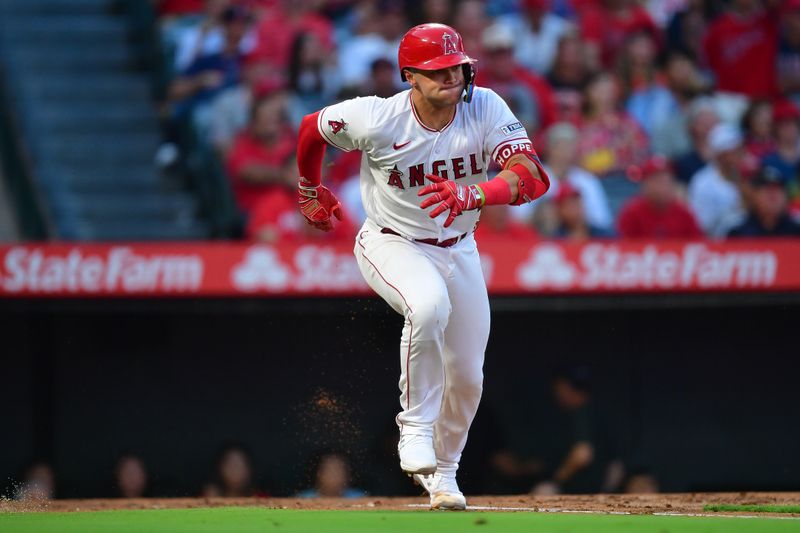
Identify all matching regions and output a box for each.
[317,87,534,241]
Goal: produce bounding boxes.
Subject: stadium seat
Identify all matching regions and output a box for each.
[0,0,213,240]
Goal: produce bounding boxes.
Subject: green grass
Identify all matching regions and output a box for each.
[704,504,800,514]
[2,507,799,533]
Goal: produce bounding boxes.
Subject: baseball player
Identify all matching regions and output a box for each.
[295,23,549,509]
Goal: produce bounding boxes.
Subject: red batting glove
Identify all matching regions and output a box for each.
[298,178,343,232]
[418,174,484,228]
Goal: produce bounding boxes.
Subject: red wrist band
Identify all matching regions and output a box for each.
[477,176,513,206]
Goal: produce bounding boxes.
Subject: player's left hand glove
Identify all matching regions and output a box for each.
[298,178,343,232]
[418,174,484,228]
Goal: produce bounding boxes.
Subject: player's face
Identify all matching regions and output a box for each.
[410,65,464,107]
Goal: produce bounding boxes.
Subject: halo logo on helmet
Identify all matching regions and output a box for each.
[397,23,478,103]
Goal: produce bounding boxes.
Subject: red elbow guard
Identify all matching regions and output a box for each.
[509,158,550,205]
[297,111,327,186]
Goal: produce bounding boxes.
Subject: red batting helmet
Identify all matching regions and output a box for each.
[398,23,477,101]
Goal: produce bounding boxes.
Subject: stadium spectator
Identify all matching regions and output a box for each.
[114,454,149,498]
[453,0,491,58]
[777,0,800,107]
[169,4,252,127]
[475,205,538,240]
[335,1,406,89]
[702,0,778,99]
[298,453,366,498]
[408,0,453,26]
[665,0,721,62]
[620,32,681,145]
[251,0,334,78]
[727,165,800,237]
[552,183,614,240]
[226,92,296,213]
[649,52,710,159]
[358,58,399,99]
[203,444,263,497]
[579,0,661,71]
[618,156,703,239]
[170,0,257,72]
[496,0,574,75]
[286,32,341,127]
[623,471,660,493]
[532,366,620,495]
[246,178,357,241]
[475,23,557,133]
[762,100,800,189]
[547,33,591,124]
[741,100,775,159]
[673,97,720,184]
[537,122,613,230]
[15,462,55,501]
[688,122,747,237]
[577,72,649,177]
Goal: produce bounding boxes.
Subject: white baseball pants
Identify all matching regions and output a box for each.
[355,219,490,476]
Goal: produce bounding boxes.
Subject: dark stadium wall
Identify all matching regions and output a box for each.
[2,298,799,497]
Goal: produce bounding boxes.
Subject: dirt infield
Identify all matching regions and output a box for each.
[2,492,799,517]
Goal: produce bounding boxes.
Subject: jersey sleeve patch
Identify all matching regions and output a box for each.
[500,121,524,136]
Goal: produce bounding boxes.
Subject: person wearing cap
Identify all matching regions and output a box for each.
[761,100,800,190]
[475,23,557,133]
[618,156,703,239]
[553,183,615,240]
[688,122,747,237]
[495,0,573,75]
[727,166,800,237]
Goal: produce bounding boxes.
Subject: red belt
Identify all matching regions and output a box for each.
[381,227,468,248]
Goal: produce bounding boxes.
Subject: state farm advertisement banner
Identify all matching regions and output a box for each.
[0,239,799,297]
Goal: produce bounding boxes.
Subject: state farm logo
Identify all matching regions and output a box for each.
[231,245,369,292]
[232,247,291,291]
[0,247,203,293]
[517,243,777,290]
[518,244,577,288]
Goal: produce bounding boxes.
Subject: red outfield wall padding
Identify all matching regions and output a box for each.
[0,238,798,297]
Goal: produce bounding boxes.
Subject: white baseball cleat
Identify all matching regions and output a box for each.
[398,434,437,475]
[412,472,467,510]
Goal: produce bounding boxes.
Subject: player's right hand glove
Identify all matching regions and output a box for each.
[418,173,483,228]
[298,178,343,232]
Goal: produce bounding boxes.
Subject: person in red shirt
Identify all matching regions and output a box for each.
[246,186,356,242]
[702,0,779,98]
[579,0,661,70]
[618,156,703,239]
[226,91,296,213]
[474,23,557,133]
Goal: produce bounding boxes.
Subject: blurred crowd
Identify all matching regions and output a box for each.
[9,367,658,500]
[154,0,800,241]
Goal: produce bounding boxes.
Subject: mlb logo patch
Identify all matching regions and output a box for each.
[500,122,524,136]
